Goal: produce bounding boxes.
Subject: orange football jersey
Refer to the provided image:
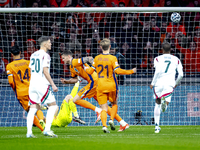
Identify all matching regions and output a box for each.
[6,59,30,97]
[70,58,98,83]
[90,54,134,93]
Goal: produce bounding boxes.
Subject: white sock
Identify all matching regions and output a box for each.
[27,108,37,135]
[95,107,102,113]
[119,120,127,126]
[154,103,161,127]
[44,105,57,132]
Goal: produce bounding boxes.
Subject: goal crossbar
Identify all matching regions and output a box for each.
[0,7,200,13]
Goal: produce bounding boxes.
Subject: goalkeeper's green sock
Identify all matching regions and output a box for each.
[69,99,79,118]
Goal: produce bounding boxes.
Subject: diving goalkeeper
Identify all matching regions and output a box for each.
[52,81,85,127]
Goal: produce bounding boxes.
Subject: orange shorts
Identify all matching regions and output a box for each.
[78,81,97,100]
[17,95,30,112]
[97,90,118,105]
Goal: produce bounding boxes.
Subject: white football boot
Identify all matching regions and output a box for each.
[102,127,110,133]
[43,130,58,137]
[26,133,36,138]
[155,124,161,133]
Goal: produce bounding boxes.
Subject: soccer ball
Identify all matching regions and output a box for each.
[170,12,181,23]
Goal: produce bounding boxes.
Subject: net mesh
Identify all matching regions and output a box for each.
[0,11,200,127]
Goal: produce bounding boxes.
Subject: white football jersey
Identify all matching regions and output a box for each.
[29,49,51,87]
[151,54,183,87]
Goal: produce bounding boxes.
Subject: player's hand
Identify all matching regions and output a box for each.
[88,56,94,64]
[52,84,58,92]
[150,85,153,89]
[174,85,177,89]
[60,78,67,84]
[132,68,137,73]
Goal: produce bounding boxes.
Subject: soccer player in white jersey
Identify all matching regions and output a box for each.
[150,42,183,133]
[26,36,58,138]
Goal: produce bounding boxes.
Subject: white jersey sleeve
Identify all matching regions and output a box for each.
[175,59,183,86]
[43,53,51,68]
[151,57,161,86]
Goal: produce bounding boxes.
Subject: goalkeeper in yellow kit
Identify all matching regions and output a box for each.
[51,81,85,127]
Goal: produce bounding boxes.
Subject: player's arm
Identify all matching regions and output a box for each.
[72,57,94,67]
[84,58,96,75]
[43,67,58,92]
[114,67,136,75]
[150,58,160,89]
[174,59,183,88]
[113,56,136,75]
[6,65,16,90]
[60,76,79,84]
[150,67,160,89]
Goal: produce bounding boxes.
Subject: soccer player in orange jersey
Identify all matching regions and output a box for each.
[60,51,102,123]
[85,38,136,133]
[6,45,45,132]
[61,50,130,131]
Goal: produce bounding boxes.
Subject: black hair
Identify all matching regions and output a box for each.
[10,45,21,56]
[62,50,73,56]
[162,42,171,52]
[38,36,50,46]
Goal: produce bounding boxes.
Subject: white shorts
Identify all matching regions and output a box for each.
[153,86,174,102]
[29,85,56,105]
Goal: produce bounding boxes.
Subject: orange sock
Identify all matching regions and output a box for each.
[75,99,96,111]
[108,106,122,122]
[36,110,44,120]
[101,110,107,127]
[110,104,118,121]
[33,116,44,131]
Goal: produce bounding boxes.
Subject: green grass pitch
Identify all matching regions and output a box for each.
[0,126,200,150]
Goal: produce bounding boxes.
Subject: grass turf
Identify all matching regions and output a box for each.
[0,126,200,150]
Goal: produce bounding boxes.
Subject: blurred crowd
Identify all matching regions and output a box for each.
[0,0,200,84]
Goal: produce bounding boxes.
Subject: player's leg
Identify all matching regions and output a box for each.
[19,96,44,132]
[26,103,40,138]
[64,82,86,124]
[98,92,110,133]
[153,86,162,133]
[108,91,118,131]
[154,99,161,133]
[161,87,173,112]
[54,100,73,127]
[64,84,80,118]
[36,109,45,128]
[73,83,96,111]
[44,101,58,137]
[73,83,97,111]
[66,97,85,124]
[107,106,129,132]
[42,88,58,137]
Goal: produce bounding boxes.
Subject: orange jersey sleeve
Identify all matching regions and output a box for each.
[115,68,134,75]
[6,59,30,97]
[6,64,16,90]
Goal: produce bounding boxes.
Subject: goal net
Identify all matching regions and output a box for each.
[0,7,200,127]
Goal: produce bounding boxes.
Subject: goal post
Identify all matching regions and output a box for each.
[0,7,200,127]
